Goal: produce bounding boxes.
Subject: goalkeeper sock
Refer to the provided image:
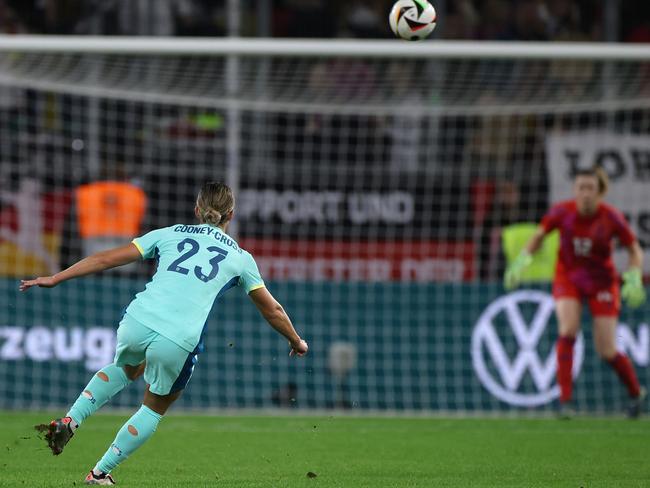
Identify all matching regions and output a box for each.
[96,405,162,474]
[67,363,132,427]
[608,353,641,398]
[556,336,575,403]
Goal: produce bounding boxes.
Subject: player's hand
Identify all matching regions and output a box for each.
[289,338,308,357]
[19,276,58,292]
[622,268,646,308]
[503,252,533,290]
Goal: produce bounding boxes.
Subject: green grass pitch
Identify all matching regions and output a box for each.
[1,412,649,487]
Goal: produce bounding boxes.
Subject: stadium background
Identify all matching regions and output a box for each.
[1,0,650,415]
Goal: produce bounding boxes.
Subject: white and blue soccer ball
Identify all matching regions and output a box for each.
[389,0,437,41]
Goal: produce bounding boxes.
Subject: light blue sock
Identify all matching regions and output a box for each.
[96,405,162,474]
[67,363,131,427]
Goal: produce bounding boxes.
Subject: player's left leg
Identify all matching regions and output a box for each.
[39,363,144,456]
[67,363,144,428]
[69,315,154,431]
[593,314,645,417]
[38,316,153,456]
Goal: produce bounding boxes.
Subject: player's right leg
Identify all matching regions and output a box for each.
[554,297,582,417]
[38,314,151,455]
[84,385,181,485]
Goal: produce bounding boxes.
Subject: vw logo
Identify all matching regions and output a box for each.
[472,290,584,407]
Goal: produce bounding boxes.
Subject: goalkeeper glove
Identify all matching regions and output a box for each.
[504,251,533,290]
[621,268,646,309]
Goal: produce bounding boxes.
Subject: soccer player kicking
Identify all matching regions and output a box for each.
[505,167,646,418]
[20,182,308,485]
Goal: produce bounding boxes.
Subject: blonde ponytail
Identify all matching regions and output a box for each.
[196,182,234,226]
[199,208,222,226]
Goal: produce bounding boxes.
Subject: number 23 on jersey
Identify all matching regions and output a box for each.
[167,238,228,283]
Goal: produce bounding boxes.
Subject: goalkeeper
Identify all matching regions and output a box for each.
[504,167,646,418]
[20,182,308,485]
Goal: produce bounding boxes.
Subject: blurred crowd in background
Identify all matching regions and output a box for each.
[0,0,649,284]
[0,0,647,42]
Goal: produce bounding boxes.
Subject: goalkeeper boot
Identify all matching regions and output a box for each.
[37,417,75,455]
[84,470,116,485]
[556,401,575,420]
[628,387,647,419]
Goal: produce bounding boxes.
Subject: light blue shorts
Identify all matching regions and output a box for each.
[114,313,198,396]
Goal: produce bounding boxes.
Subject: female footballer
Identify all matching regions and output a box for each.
[20,182,308,485]
[505,167,646,418]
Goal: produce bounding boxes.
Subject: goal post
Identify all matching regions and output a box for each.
[1,35,650,58]
[1,36,649,413]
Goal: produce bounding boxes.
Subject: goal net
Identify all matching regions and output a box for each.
[1,37,649,413]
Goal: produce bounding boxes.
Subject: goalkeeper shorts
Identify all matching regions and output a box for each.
[552,272,620,317]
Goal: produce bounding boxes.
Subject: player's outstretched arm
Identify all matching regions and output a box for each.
[504,226,546,290]
[19,243,142,292]
[249,287,308,357]
[626,240,644,271]
[523,227,547,257]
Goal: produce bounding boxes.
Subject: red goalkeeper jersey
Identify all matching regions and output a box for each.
[541,200,636,295]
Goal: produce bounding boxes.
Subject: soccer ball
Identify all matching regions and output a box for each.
[389,0,437,41]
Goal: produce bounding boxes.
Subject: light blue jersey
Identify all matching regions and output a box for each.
[126,224,264,352]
